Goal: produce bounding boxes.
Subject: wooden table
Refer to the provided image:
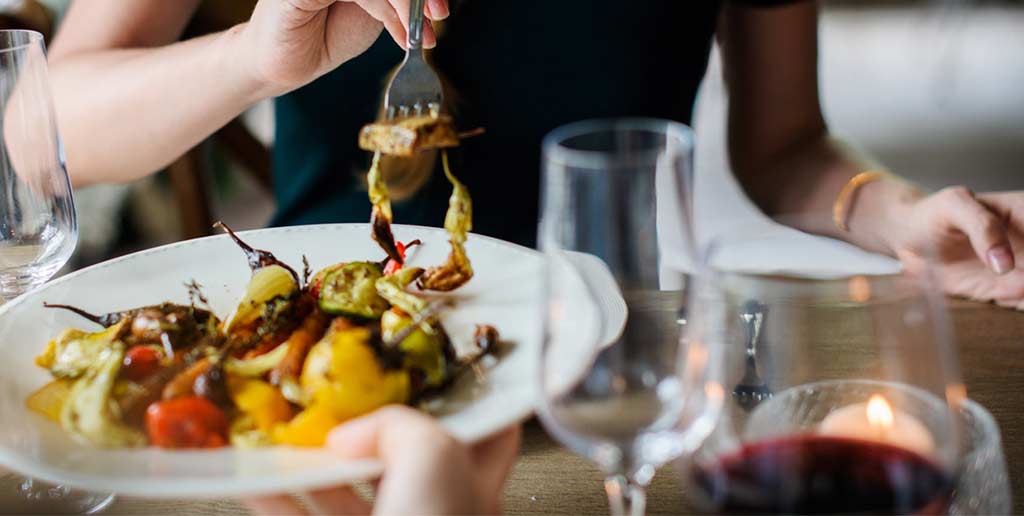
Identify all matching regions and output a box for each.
[106,300,1024,515]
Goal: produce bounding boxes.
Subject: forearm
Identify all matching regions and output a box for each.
[50,25,268,187]
[736,133,925,255]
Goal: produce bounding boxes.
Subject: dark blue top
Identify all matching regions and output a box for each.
[271,0,798,247]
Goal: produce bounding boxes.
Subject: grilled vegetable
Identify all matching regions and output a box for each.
[61,342,147,447]
[44,302,219,354]
[375,266,427,316]
[382,239,421,275]
[229,379,293,433]
[215,222,300,284]
[367,151,403,264]
[358,114,459,157]
[223,265,299,334]
[381,309,447,387]
[300,326,410,422]
[271,402,339,447]
[35,320,128,379]
[226,340,291,378]
[317,262,390,319]
[26,379,72,423]
[121,345,164,382]
[145,396,228,449]
[268,311,331,385]
[418,151,474,291]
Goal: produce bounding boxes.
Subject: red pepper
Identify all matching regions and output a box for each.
[384,240,421,275]
[122,346,162,382]
[145,396,229,448]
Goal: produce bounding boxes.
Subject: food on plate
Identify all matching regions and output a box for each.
[28,223,498,449]
[358,113,459,157]
[360,112,477,291]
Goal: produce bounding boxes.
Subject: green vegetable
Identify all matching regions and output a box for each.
[36,321,127,379]
[318,262,390,319]
[224,265,299,332]
[225,342,290,377]
[60,342,147,448]
[375,267,427,315]
[381,310,448,387]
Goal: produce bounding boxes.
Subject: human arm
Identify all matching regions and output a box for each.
[721,0,1024,306]
[48,0,446,187]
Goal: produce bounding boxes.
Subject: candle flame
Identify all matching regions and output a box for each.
[866,394,894,428]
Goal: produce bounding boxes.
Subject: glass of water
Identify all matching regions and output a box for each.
[537,119,722,516]
[0,30,112,514]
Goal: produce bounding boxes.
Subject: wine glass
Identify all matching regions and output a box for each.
[537,119,723,516]
[680,225,966,515]
[0,30,113,514]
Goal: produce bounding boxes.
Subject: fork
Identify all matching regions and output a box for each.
[384,0,443,119]
[733,300,773,410]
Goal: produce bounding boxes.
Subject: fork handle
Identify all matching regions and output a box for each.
[407,0,427,50]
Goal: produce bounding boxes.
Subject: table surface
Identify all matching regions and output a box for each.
[105,299,1024,516]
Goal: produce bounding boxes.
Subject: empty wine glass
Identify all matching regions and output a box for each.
[0,29,112,514]
[681,225,966,515]
[537,119,722,516]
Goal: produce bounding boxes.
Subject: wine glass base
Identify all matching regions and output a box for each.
[0,473,115,515]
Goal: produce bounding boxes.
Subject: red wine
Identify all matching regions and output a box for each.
[691,435,953,515]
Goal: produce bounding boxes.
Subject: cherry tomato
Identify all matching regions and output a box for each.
[384,241,412,275]
[122,346,162,382]
[145,396,229,448]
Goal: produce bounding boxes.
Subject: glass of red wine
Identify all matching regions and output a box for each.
[681,228,965,515]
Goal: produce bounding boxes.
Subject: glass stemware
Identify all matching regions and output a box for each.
[680,227,966,515]
[537,119,722,516]
[0,29,113,514]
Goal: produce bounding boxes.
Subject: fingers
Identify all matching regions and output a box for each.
[936,187,1016,275]
[342,0,438,49]
[326,405,449,462]
[471,425,522,494]
[426,0,450,20]
[470,424,522,513]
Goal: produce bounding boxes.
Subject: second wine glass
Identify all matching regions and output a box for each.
[537,119,721,516]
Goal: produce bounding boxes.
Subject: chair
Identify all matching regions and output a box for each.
[169,0,269,240]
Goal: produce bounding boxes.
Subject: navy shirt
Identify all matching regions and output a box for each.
[271,0,797,247]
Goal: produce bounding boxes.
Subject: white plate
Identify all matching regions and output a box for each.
[0,224,543,498]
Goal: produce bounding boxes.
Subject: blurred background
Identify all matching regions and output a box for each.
[2,0,1021,270]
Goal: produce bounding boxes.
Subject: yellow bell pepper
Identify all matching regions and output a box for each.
[228,378,293,433]
[25,379,72,423]
[275,326,410,446]
[271,403,339,447]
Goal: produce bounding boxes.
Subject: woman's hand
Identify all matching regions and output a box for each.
[241,0,449,96]
[886,188,1024,309]
[246,405,521,515]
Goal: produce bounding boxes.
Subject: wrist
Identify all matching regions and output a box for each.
[215,22,286,102]
[846,175,925,255]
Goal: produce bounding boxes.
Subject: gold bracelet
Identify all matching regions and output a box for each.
[833,170,893,232]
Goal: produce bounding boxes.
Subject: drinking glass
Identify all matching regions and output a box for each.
[681,228,966,515]
[0,30,112,514]
[537,119,722,516]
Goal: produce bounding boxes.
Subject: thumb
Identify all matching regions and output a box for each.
[936,187,1015,274]
[326,405,447,462]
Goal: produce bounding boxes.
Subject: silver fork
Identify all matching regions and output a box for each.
[384,0,443,119]
[733,300,773,410]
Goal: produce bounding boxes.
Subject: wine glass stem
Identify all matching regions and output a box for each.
[604,474,647,516]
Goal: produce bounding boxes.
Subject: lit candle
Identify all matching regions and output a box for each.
[819,394,935,457]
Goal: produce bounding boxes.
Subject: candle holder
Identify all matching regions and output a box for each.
[680,248,967,515]
[950,399,1012,515]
